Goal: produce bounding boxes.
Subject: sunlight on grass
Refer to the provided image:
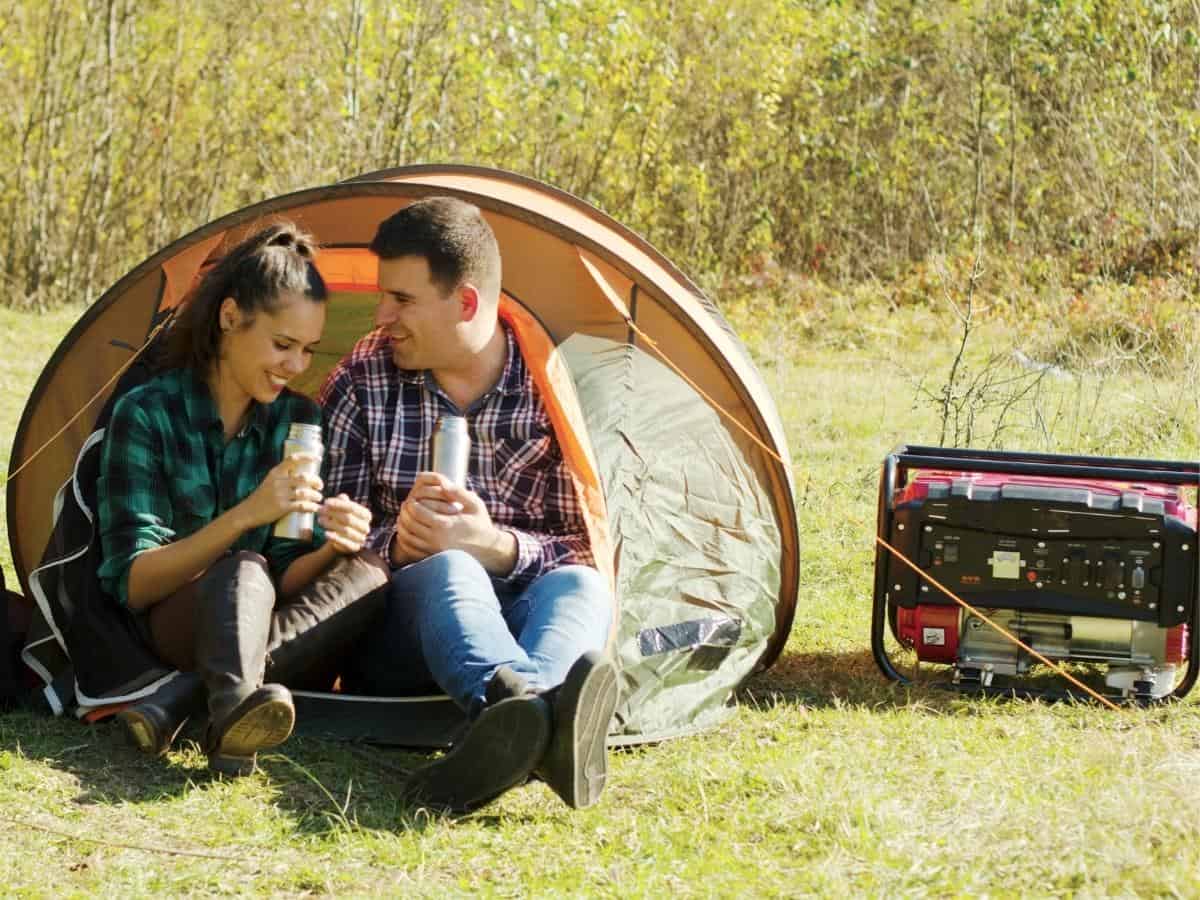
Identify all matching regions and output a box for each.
[1,297,1198,895]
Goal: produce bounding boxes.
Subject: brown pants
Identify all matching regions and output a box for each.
[146,550,389,690]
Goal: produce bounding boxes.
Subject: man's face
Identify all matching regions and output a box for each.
[374,255,463,371]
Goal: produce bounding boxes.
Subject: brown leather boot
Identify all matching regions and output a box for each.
[117,671,205,756]
[195,553,294,776]
[262,552,389,687]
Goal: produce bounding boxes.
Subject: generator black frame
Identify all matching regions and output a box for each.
[871,444,1200,703]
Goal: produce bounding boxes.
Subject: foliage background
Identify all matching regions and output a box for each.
[2,0,1199,311]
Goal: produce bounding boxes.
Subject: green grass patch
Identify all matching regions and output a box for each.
[1,291,1198,895]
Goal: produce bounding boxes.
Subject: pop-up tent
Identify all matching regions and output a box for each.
[8,165,798,745]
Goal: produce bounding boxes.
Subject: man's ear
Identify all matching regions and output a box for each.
[218,297,241,333]
[459,283,480,322]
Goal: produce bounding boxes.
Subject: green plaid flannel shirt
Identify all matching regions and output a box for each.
[97,367,323,606]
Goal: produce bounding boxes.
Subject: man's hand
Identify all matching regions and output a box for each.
[391,472,518,574]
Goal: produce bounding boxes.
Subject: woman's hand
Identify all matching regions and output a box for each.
[318,493,373,554]
[239,452,323,530]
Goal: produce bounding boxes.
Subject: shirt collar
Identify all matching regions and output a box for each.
[395,323,527,400]
[179,366,268,440]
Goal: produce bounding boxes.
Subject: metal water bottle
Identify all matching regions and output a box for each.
[273,422,323,541]
[431,416,470,487]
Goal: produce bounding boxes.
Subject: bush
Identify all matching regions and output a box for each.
[1,0,1199,313]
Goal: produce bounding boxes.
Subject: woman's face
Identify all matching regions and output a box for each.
[218,293,326,405]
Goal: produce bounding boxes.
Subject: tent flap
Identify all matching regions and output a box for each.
[561,334,781,740]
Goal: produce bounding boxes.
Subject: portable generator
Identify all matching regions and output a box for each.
[872,446,1200,702]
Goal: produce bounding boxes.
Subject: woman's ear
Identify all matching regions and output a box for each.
[218,297,241,333]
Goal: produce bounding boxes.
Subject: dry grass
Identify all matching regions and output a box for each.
[1,292,1199,896]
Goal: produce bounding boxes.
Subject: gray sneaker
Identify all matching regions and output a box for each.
[536,651,619,809]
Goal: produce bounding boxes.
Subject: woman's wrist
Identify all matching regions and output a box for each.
[229,498,266,534]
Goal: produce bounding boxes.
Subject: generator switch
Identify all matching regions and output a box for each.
[1131,566,1146,590]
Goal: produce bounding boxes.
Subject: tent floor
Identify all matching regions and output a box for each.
[291,691,466,749]
[291,690,723,750]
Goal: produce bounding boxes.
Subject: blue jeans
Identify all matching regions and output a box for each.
[346,550,613,713]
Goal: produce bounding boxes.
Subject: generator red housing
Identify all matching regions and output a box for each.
[872,446,1200,702]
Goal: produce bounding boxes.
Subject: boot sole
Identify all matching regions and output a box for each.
[209,697,295,776]
[402,695,551,813]
[118,706,185,757]
[544,654,619,809]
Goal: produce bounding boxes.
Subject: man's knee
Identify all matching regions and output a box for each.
[545,565,611,607]
[389,549,490,594]
[538,565,614,634]
[549,564,609,594]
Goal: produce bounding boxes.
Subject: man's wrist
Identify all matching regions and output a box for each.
[480,526,518,576]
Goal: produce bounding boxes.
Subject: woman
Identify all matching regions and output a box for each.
[97,221,388,775]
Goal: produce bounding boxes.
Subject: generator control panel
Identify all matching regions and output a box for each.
[885,474,1195,628]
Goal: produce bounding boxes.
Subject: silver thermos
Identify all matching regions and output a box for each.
[431,416,470,487]
[273,422,323,540]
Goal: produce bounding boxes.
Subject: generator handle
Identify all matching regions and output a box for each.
[894,445,1200,486]
[872,452,910,683]
[1173,603,1200,700]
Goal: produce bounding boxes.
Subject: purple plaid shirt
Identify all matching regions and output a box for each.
[318,324,593,585]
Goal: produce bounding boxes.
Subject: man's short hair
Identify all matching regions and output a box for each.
[370,197,501,298]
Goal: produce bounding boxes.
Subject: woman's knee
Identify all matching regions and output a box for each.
[330,549,391,594]
[355,548,390,580]
[201,550,271,586]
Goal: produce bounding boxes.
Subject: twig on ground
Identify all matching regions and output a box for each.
[1,815,256,863]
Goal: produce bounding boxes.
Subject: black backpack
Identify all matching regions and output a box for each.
[1,567,32,710]
[19,318,174,714]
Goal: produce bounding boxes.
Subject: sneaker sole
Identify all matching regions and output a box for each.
[548,654,619,809]
[403,695,551,814]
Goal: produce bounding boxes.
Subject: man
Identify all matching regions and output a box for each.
[319,197,618,812]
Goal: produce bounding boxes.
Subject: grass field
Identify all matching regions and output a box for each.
[1,293,1199,896]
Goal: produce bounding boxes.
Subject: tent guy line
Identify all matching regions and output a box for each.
[7,274,1100,714]
[623,316,791,472]
[3,261,1119,715]
[3,319,171,488]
